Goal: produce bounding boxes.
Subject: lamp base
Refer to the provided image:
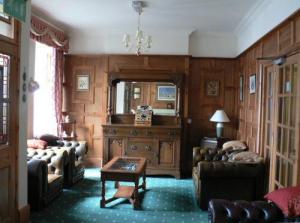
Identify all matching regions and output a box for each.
[216,122,224,138]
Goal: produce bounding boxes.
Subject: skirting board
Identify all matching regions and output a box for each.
[18,204,30,223]
[84,157,102,167]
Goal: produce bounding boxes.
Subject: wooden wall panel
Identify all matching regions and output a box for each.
[189,58,239,148]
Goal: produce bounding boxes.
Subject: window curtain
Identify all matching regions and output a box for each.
[30,15,69,135]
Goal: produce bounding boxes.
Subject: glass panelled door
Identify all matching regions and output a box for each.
[272,54,300,190]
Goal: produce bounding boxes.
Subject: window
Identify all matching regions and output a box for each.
[0,2,14,39]
[33,42,57,136]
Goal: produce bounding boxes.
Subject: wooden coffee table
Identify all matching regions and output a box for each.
[100,156,147,210]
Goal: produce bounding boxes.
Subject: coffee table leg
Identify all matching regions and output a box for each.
[114,181,119,189]
[142,170,146,190]
[101,179,106,208]
[133,180,140,210]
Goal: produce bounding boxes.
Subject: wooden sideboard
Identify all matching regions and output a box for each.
[102,124,181,178]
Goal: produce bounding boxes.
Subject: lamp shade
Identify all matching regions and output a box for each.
[210,110,230,123]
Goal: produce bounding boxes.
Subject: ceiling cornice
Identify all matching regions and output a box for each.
[233,0,272,36]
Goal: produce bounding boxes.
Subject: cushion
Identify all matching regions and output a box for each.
[265,186,300,217]
[228,151,263,163]
[39,134,60,146]
[27,139,47,149]
[222,140,248,152]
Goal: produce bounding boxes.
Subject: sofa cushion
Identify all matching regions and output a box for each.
[27,139,48,149]
[222,140,247,152]
[264,186,300,217]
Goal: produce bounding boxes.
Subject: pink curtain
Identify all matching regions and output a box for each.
[30,15,69,135]
[55,49,64,135]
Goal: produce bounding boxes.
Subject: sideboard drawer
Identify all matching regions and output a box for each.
[125,138,157,167]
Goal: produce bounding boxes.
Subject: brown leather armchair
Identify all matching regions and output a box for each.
[193,147,266,210]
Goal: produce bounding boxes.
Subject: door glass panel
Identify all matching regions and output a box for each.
[284,65,291,93]
[292,64,297,94]
[277,127,281,152]
[289,130,295,161]
[275,156,280,182]
[279,68,284,94]
[290,96,296,126]
[282,128,288,156]
[266,123,271,146]
[287,162,293,186]
[278,98,283,124]
[283,98,290,125]
[267,98,272,120]
[280,159,287,186]
[0,54,9,145]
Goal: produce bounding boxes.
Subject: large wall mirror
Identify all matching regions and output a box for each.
[115,81,177,116]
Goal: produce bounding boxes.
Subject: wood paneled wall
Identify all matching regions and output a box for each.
[238,11,300,153]
[189,58,239,147]
[64,55,190,168]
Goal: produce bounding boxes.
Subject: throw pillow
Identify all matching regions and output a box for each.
[265,186,300,217]
[27,139,47,149]
[228,151,263,163]
[222,140,248,152]
[39,134,60,146]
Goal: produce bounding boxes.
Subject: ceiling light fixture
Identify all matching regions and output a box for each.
[123,1,152,56]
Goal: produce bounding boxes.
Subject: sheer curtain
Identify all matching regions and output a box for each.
[33,42,57,136]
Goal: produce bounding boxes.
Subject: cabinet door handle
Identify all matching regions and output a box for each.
[130,145,137,150]
[145,145,151,151]
[130,130,138,136]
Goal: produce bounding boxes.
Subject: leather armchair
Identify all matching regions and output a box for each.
[27,152,64,211]
[193,146,266,210]
[208,199,300,223]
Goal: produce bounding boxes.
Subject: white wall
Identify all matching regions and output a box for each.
[18,0,31,209]
[69,29,190,55]
[235,0,300,54]
[189,31,237,58]
[67,0,300,57]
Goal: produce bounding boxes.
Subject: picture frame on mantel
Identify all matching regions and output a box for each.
[206,80,219,96]
[76,74,89,91]
[249,74,256,94]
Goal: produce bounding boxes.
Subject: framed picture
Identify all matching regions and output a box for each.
[157,85,176,101]
[76,75,89,91]
[206,80,219,96]
[249,74,256,94]
[239,75,243,101]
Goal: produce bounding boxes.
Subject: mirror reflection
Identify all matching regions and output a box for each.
[116,82,176,116]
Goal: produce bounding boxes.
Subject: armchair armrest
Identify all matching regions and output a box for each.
[27,159,48,210]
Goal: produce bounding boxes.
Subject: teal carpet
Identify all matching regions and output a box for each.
[30,169,208,223]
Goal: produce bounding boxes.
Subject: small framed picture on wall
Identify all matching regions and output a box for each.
[76,75,89,91]
[249,74,256,94]
[206,80,219,96]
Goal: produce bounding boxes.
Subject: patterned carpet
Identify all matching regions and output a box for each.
[30,169,208,223]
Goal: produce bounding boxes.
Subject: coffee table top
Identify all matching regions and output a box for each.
[101,156,146,174]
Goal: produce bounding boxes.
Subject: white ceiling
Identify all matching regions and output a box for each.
[31,0,262,35]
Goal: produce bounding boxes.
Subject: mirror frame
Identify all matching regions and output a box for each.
[106,70,184,122]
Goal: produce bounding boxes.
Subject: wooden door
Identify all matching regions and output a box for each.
[262,64,276,191]
[0,51,19,222]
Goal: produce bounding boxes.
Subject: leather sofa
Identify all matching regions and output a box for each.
[27,151,64,211]
[28,140,87,187]
[208,199,300,223]
[193,147,266,210]
[56,140,87,186]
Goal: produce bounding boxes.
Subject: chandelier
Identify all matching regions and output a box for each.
[123,1,152,56]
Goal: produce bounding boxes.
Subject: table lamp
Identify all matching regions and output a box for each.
[210,110,230,138]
